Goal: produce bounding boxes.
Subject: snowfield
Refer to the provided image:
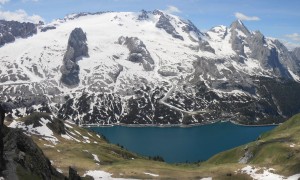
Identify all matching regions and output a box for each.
[239,166,300,180]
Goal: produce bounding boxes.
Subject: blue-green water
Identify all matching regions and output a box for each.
[89,122,276,163]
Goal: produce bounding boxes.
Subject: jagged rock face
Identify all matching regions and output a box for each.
[156,14,184,40]
[60,28,88,86]
[137,10,149,20]
[247,32,290,77]
[2,126,65,179]
[198,40,215,54]
[118,36,154,71]
[180,20,215,53]
[182,20,203,39]
[69,167,82,180]
[293,47,300,60]
[247,31,269,61]
[225,21,299,79]
[230,20,251,58]
[0,20,37,47]
[246,33,296,77]
[230,20,251,36]
[272,40,300,75]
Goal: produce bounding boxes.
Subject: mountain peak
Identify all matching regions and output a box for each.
[230,19,250,36]
[230,19,244,27]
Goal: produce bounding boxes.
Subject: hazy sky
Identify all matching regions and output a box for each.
[0,0,299,49]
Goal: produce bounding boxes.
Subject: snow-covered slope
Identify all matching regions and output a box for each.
[1,10,300,125]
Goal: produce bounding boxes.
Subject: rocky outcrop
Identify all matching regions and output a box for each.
[198,40,215,54]
[247,32,293,78]
[293,47,300,60]
[137,10,149,20]
[40,26,56,32]
[227,20,299,78]
[118,36,154,71]
[156,14,184,41]
[69,167,82,180]
[229,20,251,58]
[0,108,88,179]
[272,40,300,75]
[60,28,88,86]
[181,20,215,53]
[182,20,203,38]
[0,20,37,47]
[0,104,5,176]
[0,104,64,179]
[247,31,283,77]
[2,126,65,180]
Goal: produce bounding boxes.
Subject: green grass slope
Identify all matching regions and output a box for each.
[206,114,300,176]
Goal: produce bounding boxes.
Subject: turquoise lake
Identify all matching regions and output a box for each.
[89,122,276,163]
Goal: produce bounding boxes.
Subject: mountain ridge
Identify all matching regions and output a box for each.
[0,10,300,125]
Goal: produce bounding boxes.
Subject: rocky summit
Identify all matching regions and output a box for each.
[0,10,300,125]
[0,20,37,47]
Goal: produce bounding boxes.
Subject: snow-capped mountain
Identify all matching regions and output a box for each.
[1,10,300,125]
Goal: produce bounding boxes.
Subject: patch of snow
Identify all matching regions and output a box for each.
[290,144,296,148]
[216,63,232,73]
[235,29,247,38]
[92,154,100,162]
[56,168,63,173]
[8,118,59,145]
[84,170,136,180]
[44,144,55,148]
[74,130,82,135]
[200,178,212,180]
[61,134,72,140]
[288,68,300,82]
[213,89,248,98]
[83,139,91,143]
[83,135,89,140]
[144,172,159,177]
[64,123,73,129]
[239,165,300,180]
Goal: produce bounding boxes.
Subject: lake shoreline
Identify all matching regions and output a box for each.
[87,121,277,163]
[81,119,279,128]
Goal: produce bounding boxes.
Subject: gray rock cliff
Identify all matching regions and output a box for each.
[156,14,184,41]
[60,28,88,86]
[0,20,37,47]
[118,36,155,71]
